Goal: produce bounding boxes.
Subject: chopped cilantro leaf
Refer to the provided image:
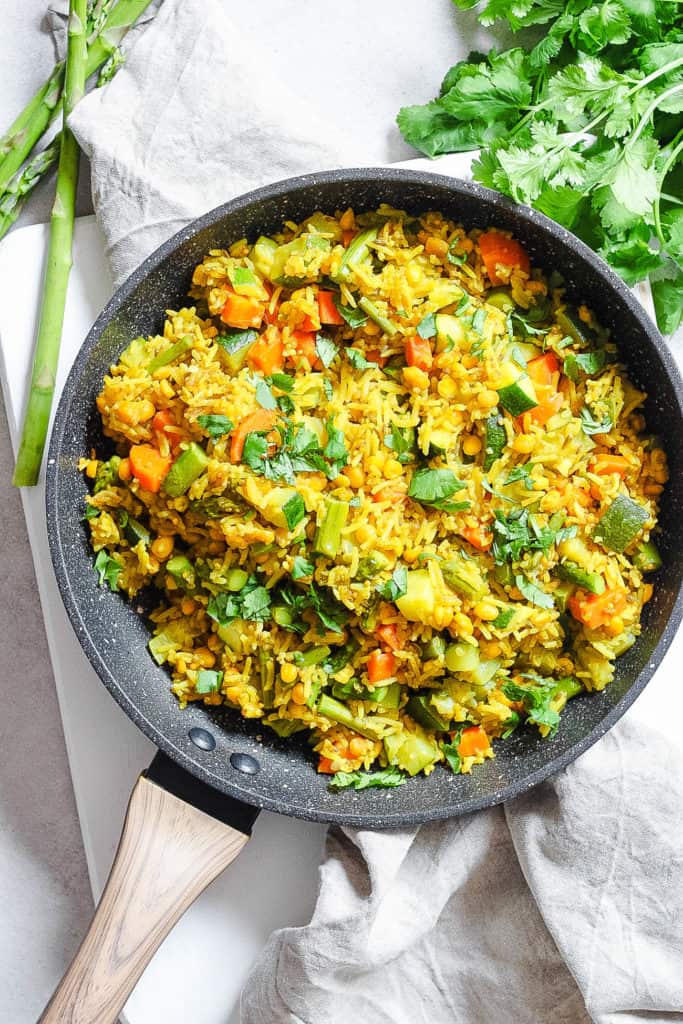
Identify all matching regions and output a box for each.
[329,767,406,790]
[447,242,466,265]
[441,730,463,773]
[408,468,466,512]
[347,348,378,370]
[417,312,437,339]
[384,424,417,464]
[282,492,306,530]
[502,679,560,737]
[94,551,121,591]
[315,334,338,368]
[563,350,607,382]
[515,573,555,609]
[240,585,272,620]
[267,372,294,392]
[197,414,234,437]
[277,393,295,415]
[308,582,349,634]
[503,464,534,489]
[501,710,521,738]
[333,296,369,328]
[472,308,488,334]
[492,607,515,629]
[291,555,314,580]
[255,379,277,410]
[376,566,408,602]
[242,431,269,472]
[207,577,272,626]
[323,417,349,476]
[492,508,571,563]
[580,407,614,435]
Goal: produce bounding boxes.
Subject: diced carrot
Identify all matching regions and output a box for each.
[460,523,493,551]
[317,756,335,774]
[372,485,405,503]
[367,649,396,682]
[229,408,278,463]
[527,352,560,386]
[376,624,400,651]
[151,408,183,453]
[300,314,320,333]
[318,289,345,325]
[522,384,563,429]
[342,229,357,248]
[365,348,387,368]
[457,726,490,758]
[405,334,433,372]
[129,444,172,493]
[152,409,175,434]
[221,291,265,330]
[247,328,284,375]
[591,454,629,476]
[478,231,530,286]
[568,587,627,630]
[288,329,321,370]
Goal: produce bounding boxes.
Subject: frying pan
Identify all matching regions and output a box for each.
[42,168,683,1021]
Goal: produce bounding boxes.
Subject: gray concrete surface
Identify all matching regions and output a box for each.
[0,6,94,1022]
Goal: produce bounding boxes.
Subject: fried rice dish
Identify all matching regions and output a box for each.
[81,204,667,786]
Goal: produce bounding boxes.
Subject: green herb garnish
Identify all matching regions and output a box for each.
[329,767,406,790]
[197,414,234,437]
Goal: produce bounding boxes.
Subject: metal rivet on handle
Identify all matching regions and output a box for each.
[230,751,260,775]
[188,727,216,751]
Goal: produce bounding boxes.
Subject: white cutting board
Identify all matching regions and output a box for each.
[0,215,326,1024]
[0,159,680,1024]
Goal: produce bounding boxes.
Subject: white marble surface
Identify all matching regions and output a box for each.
[0,3,496,1021]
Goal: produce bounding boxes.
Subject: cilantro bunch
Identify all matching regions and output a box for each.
[397,0,683,334]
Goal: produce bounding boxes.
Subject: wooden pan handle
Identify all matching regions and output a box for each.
[38,770,251,1024]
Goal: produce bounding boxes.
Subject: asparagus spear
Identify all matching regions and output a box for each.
[0,0,155,195]
[0,137,60,242]
[12,0,88,486]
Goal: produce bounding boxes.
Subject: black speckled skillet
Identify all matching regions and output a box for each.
[41,169,683,1022]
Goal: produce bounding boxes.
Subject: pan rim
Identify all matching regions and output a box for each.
[46,166,683,828]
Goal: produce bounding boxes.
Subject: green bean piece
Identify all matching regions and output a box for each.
[146,335,193,374]
[163,443,209,497]
[333,227,378,282]
[358,296,398,336]
[293,646,331,667]
[314,498,349,558]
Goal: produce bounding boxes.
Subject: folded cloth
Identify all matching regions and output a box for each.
[64,1,683,1021]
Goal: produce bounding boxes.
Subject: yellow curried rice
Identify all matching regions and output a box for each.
[82,205,667,786]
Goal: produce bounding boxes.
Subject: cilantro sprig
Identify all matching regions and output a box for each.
[408,467,470,512]
[397,3,683,334]
[492,508,576,564]
[241,417,349,483]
